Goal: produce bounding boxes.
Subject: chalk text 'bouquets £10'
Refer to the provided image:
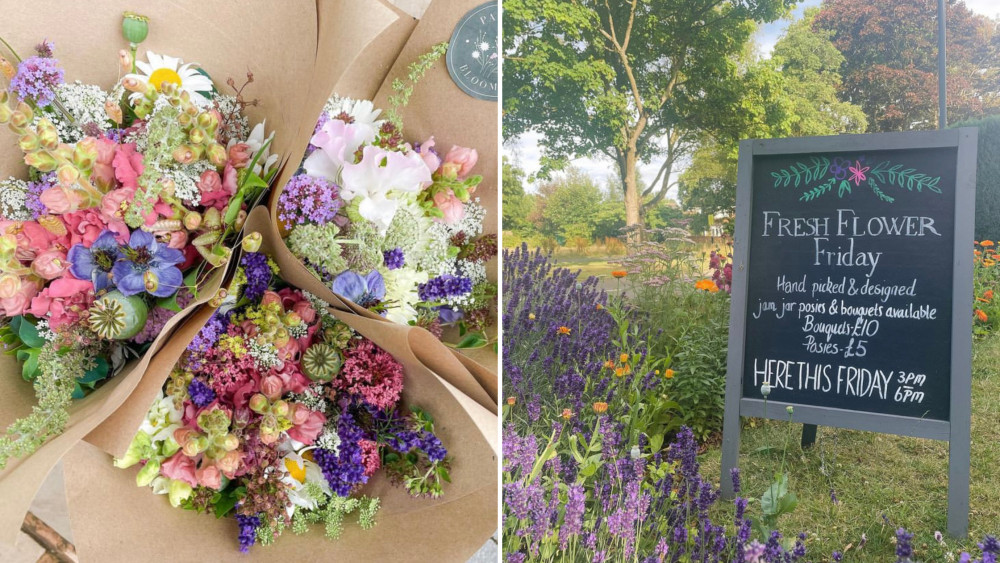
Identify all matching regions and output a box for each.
[0,14,277,468]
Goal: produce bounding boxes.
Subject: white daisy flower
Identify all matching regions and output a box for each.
[125,51,214,103]
[279,448,332,514]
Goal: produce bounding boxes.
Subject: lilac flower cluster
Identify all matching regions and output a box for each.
[417,274,473,302]
[187,378,216,408]
[10,52,64,108]
[24,173,54,220]
[240,251,271,301]
[276,174,342,229]
[383,247,405,270]
[235,513,260,553]
[313,410,368,497]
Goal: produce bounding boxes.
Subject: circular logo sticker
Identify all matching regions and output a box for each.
[446,1,498,102]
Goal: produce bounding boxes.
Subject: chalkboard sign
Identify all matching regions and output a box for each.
[720,129,977,537]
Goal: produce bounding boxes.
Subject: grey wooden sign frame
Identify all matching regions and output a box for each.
[720,128,978,537]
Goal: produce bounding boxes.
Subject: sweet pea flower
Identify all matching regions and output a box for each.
[432,188,466,224]
[112,142,144,189]
[31,250,69,280]
[303,118,377,182]
[442,145,478,180]
[39,185,85,214]
[417,136,442,174]
[340,145,432,232]
[286,408,325,445]
[0,277,41,317]
[28,277,94,330]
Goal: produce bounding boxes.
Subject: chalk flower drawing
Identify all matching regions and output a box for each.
[770,156,942,203]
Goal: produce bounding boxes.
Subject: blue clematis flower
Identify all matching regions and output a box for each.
[111,230,185,298]
[332,270,385,308]
[67,230,122,293]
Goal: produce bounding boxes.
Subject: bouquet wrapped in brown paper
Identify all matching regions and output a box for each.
[0,0,418,546]
[59,206,497,561]
[266,0,500,403]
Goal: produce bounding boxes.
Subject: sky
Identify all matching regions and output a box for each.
[505,0,1000,197]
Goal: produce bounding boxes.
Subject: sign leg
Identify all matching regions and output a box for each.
[801,424,818,449]
[720,396,742,498]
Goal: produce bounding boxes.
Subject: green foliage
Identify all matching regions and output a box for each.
[954,115,1000,240]
[814,0,1000,132]
[504,0,795,225]
[387,42,449,130]
[502,158,533,232]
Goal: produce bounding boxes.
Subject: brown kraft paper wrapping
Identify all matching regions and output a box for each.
[0,0,404,546]
[60,239,498,562]
[267,0,500,402]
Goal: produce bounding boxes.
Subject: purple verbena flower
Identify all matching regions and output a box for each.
[277,174,342,229]
[112,230,184,297]
[10,53,64,108]
[24,173,54,220]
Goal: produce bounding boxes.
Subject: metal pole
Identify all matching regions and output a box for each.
[938,0,947,129]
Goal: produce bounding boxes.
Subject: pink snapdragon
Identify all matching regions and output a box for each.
[441,146,478,180]
[432,188,466,225]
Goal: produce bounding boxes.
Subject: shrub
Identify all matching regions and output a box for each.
[952,115,1000,240]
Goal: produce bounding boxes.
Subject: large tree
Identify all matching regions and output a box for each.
[814,0,1000,132]
[501,157,532,232]
[503,0,794,230]
[679,9,867,221]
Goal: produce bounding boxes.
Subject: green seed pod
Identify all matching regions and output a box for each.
[302,343,342,382]
[89,290,149,340]
[121,12,150,45]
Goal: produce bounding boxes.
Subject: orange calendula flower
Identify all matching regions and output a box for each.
[975,250,983,256]
[604,360,616,369]
[506,397,516,406]
[596,303,604,310]
[985,290,994,301]
[557,326,571,335]
[664,369,675,379]
[982,240,995,247]
[695,279,719,292]
[611,270,627,278]
[976,309,988,322]
[592,402,608,414]
[615,365,631,377]
[561,408,573,419]
[985,259,996,267]
[619,353,629,363]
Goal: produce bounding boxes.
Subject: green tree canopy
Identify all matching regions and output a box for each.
[502,157,532,232]
[503,0,794,230]
[814,0,1000,131]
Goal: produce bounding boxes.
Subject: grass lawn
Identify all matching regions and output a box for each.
[699,333,1000,562]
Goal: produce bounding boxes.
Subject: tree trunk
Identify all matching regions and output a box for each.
[622,148,641,243]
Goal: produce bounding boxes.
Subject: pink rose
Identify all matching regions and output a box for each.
[91,138,119,190]
[228,143,252,169]
[39,186,84,214]
[260,375,283,401]
[196,464,222,490]
[0,278,40,317]
[418,137,442,174]
[432,189,466,225]
[160,452,198,487]
[286,408,326,445]
[112,142,144,190]
[31,251,68,280]
[442,146,478,179]
[197,169,222,195]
